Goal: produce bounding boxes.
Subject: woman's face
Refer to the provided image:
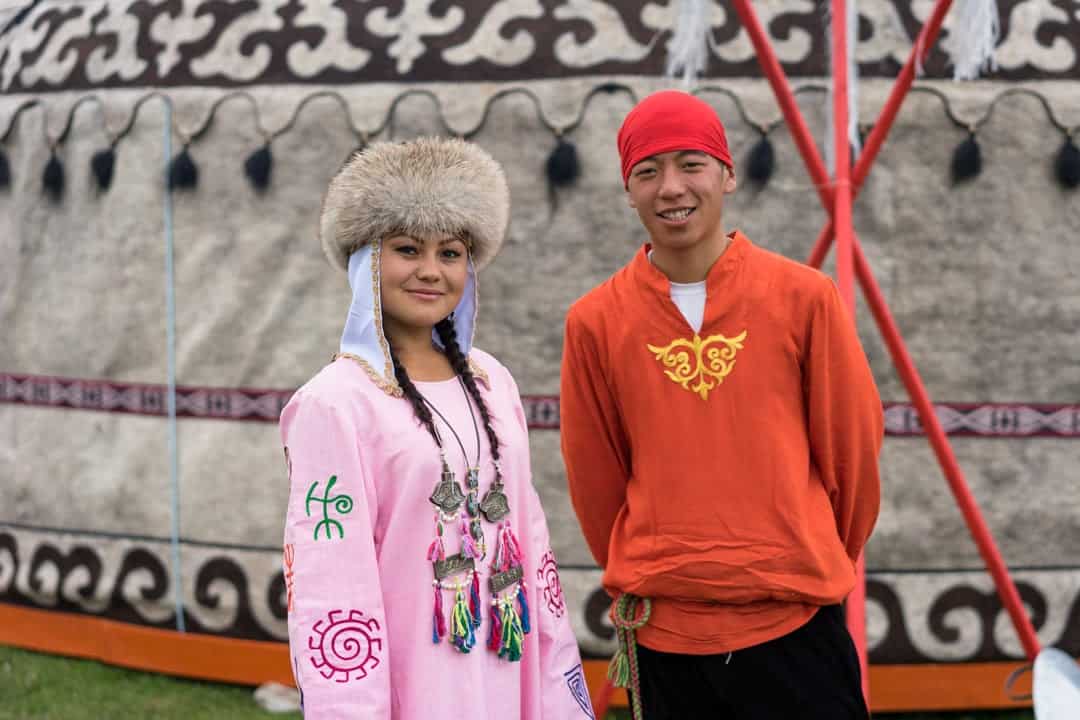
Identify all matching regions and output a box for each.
[379,233,469,337]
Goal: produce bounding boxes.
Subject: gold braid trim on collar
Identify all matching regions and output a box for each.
[332,352,491,398]
[333,352,403,397]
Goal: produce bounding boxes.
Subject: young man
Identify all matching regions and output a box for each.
[560,90,883,719]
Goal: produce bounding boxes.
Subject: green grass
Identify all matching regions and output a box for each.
[0,644,1035,719]
[0,645,299,720]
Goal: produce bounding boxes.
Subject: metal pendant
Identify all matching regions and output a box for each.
[469,518,484,543]
[434,552,475,581]
[465,467,479,490]
[479,483,510,523]
[429,467,465,513]
[489,564,523,594]
[465,493,479,518]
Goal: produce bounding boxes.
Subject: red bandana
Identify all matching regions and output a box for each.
[616,90,734,186]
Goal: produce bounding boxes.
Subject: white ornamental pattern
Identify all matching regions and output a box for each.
[5,524,1079,662]
[1,0,1078,92]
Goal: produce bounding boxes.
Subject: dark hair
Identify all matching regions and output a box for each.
[389,317,502,481]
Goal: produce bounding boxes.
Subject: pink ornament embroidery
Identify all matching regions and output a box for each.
[537,550,565,618]
[308,609,383,682]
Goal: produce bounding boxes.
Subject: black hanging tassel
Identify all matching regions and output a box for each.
[0,147,10,189]
[168,146,198,190]
[244,143,272,190]
[1055,136,1080,190]
[746,134,775,185]
[951,132,982,184]
[42,151,64,200]
[91,146,116,190]
[545,138,580,188]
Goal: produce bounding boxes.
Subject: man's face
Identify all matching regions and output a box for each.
[625,150,737,251]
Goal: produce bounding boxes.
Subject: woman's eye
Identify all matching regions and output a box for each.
[441,249,463,259]
[395,245,419,255]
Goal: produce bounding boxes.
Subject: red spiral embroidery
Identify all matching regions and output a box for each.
[538,550,565,618]
[307,609,383,683]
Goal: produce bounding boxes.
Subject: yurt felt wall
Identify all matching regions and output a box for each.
[2,0,1079,710]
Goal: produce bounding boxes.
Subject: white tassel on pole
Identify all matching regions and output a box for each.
[942,0,999,81]
[666,0,710,89]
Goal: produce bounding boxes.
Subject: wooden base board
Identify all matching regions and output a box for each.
[0,603,1041,712]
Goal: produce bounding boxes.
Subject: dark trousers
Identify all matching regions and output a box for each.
[635,605,869,719]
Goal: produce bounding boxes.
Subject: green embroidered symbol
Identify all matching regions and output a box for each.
[306,475,354,541]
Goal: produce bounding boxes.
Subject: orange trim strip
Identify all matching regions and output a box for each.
[0,604,1039,711]
[0,604,292,686]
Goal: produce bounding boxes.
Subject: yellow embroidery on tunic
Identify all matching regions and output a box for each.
[647,330,748,400]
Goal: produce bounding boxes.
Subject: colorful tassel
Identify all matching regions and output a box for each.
[428,516,446,561]
[517,583,531,634]
[427,537,445,562]
[488,601,502,651]
[608,643,630,687]
[503,525,524,565]
[469,571,482,628]
[433,581,446,643]
[460,517,478,559]
[450,589,475,653]
[494,523,523,571]
[498,597,524,662]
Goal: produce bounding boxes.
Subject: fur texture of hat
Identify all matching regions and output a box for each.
[320,137,510,271]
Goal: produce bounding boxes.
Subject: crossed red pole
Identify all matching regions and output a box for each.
[731,0,1043,702]
[592,2,1040,717]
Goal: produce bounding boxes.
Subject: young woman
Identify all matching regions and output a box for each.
[281,137,592,719]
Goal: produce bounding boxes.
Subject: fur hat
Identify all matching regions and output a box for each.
[320,137,510,271]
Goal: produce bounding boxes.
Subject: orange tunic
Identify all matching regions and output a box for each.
[560,231,883,655]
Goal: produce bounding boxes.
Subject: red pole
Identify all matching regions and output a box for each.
[829,0,867,700]
[853,238,1041,660]
[830,0,856,311]
[807,0,957,270]
[732,0,1042,665]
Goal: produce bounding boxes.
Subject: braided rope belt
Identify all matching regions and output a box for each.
[608,594,652,720]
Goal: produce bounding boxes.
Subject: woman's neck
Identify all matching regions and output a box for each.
[385,322,456,382]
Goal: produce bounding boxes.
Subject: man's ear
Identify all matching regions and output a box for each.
[723,166,738,193]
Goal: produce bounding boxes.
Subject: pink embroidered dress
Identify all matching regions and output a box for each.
[281,243,590,719]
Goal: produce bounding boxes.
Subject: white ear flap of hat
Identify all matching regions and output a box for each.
[339,244,397,391]
[432,256,478,356]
